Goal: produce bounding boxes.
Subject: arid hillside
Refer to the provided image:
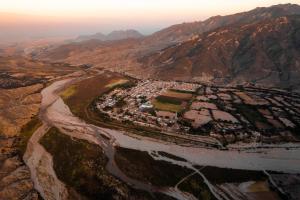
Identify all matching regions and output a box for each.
[35,4,300,64]
[0,56,80,200]
[28,4,300,91]
[76,29,144,42]
[143,3,300,47]
[34,38,146,76]
[141,16,300,91]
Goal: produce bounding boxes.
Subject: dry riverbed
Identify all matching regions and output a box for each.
[23,71,300,200]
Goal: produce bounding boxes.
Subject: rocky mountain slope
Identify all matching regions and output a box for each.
[141,15,300,91]
[76,29,144,42]
[0,57,80,200]
[143,3,300,46]
[34,4,300,64]
[35,38,146,77]
[0,84,42,200]
[32,4,300,91]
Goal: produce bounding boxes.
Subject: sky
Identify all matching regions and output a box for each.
[0,0,299,42]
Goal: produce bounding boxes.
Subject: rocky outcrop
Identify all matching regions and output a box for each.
[0,137,39,200]
[0,83,44,199]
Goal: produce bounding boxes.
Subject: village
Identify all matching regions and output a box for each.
[96,79,300,144]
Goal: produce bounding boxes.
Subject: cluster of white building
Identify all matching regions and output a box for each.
[95,79,300,144]
[96,80,200,131]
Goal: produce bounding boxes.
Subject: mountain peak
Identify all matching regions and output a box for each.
[144,3,300,46]
[76,29,143,42]
[141,15,300,90]
[107,29,144,40]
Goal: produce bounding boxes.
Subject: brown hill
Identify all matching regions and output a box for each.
[32,4,300,91]
[34,38,147,77]
[144,3,300,47]
[35,4,300,63]
[141,15,300,91]
[76,29,144,42]
[35,39,107,61]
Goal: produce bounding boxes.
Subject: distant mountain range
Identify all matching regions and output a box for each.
[33,4,300,91]
[75,29,144,42]
[143,3,300,47]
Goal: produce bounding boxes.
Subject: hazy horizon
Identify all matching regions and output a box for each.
[0,0,299,43]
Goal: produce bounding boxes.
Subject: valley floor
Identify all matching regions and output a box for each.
[22,69,300,200]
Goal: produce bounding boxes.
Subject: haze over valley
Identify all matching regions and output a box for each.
[0,1,300,200]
